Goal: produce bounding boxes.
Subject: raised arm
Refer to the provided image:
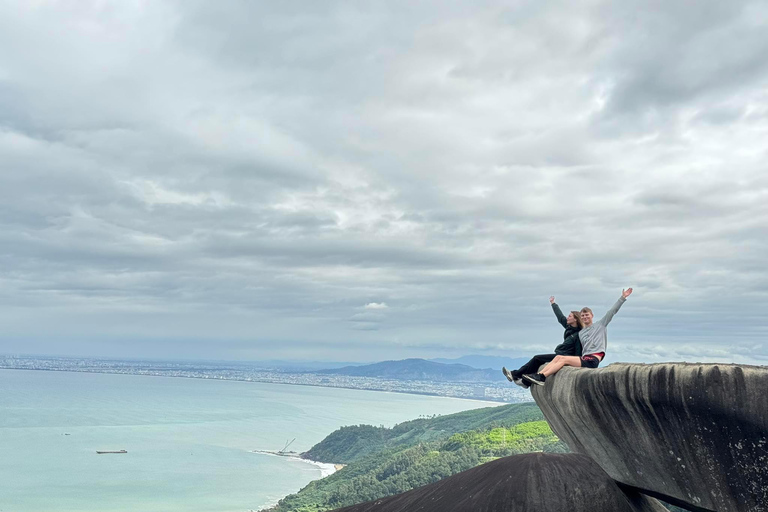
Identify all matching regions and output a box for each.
[599,288,633,326]
[550,296,568,328]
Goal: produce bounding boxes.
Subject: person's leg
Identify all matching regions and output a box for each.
[540,355,582,377]
[514,354,556,377]
[523,355,583,386]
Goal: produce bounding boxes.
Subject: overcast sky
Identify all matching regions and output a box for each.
[1,0,766,364]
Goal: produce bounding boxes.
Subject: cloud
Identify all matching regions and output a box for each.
[0,0,766,363]
[364,303,389,310]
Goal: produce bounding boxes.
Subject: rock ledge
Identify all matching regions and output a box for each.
[531,362,768,512]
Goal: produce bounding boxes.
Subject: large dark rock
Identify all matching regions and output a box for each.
[530,363,768,512]
[333,452,666,512]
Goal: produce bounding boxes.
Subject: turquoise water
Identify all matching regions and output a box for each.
[0,369,499,512]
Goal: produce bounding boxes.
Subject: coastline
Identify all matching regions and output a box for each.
[253,450,339,477]
[252,450,339,511]
[0,366,521,404]
[303,457,338,478]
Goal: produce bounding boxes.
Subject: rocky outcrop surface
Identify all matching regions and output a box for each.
[531,363,768,512]
[333,452,666,512]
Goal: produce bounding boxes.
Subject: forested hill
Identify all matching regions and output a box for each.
[263,403,567,512]
[315,358,505,382]
[303,402,543,463]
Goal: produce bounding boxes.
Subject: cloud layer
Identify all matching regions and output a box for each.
[0,1,766,363]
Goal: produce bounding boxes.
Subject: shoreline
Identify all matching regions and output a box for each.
[0,366,516,405]
[252,450,340,511]
[252,449,339,478]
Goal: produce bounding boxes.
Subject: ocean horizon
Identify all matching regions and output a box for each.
[0,368,501,512]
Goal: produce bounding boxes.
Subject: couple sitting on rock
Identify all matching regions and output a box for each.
[503,288,633,387]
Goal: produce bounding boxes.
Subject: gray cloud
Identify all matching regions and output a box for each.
[0,1,766,364]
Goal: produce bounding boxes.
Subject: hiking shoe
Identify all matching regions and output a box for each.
[503,367,529,388]
[513,377,530,389]
[523,373,546,386]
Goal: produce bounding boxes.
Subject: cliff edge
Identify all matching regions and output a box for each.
[530,363,768,512]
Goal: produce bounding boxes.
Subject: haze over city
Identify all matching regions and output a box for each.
[1,1,767,364]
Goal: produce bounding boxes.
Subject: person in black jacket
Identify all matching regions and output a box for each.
[502,296,584,388]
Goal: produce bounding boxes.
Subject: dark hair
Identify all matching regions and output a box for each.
[570,311,585,329]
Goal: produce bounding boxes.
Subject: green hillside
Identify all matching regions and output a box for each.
[265,403,567,512]
[303,401,544,463]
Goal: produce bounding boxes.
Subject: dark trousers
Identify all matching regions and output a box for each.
[513,354,557,377]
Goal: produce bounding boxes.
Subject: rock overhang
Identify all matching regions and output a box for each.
[530,363,768,512]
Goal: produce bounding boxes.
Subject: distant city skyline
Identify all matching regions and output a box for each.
[1,1,766,364]
[0,355,532,403]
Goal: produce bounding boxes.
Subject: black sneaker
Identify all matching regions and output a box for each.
[523,373,546,386]
[502,367,514,382]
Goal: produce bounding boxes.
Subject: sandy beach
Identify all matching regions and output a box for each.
[252,450,339,478]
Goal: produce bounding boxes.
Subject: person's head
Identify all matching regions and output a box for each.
[567,311,585,329]
[580,307,594,327]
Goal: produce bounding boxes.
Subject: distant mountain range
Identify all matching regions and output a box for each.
[251,355,532,374]
[428,355,531,371]
[316,358,521,383]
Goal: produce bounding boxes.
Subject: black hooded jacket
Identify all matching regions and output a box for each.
[552,303,582,356]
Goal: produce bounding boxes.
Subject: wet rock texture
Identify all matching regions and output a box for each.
[333,453,666,512]
[531,363,768,512]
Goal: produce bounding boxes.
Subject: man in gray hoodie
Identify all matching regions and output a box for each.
[524,287,633,386]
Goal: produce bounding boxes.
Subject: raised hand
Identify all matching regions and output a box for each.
[549,296,555,304]
[622,288,633,299]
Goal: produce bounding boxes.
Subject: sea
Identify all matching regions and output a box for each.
[0,368,501,512]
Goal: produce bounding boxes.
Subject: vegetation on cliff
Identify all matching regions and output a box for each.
[265,403,567,512]
[303,402,543,463]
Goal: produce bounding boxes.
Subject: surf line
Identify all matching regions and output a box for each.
[252,449,341,478]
